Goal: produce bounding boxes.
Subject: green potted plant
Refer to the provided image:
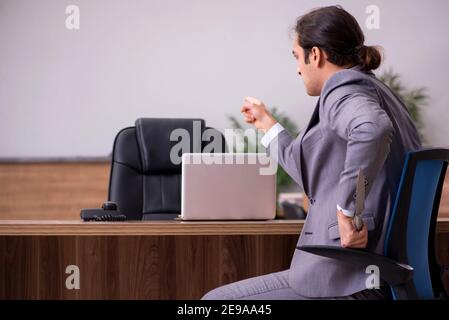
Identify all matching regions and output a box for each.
[378,68,429,142]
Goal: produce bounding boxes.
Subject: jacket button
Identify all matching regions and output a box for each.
[308,197,316,205]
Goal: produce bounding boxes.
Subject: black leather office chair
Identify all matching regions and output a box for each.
[107,118,226,220]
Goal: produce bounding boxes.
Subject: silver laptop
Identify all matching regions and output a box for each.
[180,153,277,220]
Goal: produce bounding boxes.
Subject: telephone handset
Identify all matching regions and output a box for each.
[80,201,127,221]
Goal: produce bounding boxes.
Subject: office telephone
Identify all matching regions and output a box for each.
[80,201,127,221]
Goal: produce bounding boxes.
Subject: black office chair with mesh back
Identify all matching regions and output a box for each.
[299,148,449,299]
[107,118,226,220]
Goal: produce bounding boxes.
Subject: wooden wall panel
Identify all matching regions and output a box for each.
[0,163,110,220]
[1,162,449,220]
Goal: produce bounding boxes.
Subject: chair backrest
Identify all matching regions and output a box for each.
[107,118,226,220]
[384,148,449,299]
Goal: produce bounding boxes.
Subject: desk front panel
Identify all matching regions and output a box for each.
[1,219,449,299]
[0,234,298,299]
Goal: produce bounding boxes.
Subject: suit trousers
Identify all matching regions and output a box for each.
[201,270,389,300]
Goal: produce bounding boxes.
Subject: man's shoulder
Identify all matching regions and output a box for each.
[320,69,378,108]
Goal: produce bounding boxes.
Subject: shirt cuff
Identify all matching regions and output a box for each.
[260,123,285,148]
[337,204,354,218]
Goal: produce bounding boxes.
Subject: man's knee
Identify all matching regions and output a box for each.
[201,286,228,300]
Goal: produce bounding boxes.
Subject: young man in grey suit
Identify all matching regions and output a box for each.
[202,6,421,300]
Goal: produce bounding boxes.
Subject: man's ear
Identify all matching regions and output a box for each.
[310,46,324,67]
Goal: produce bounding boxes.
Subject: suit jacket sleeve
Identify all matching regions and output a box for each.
[266,129,303,189]
[322,90,395,212]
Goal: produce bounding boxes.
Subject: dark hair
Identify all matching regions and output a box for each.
[295,6,382,71]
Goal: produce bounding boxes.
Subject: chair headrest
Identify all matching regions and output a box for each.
[135,118,205,173]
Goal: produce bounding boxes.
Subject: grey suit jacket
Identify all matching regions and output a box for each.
[266,65,421,297]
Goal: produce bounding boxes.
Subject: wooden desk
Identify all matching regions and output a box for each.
[0,220,301,299]
[0,219,303,236]
[1,219,448,299]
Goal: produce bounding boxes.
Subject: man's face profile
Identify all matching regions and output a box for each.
[292,37,321,97]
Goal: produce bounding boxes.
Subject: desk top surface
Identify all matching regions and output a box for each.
[0,219,306,236]
[1,218,449,236]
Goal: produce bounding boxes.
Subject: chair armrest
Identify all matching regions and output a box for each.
[297,245,414,286]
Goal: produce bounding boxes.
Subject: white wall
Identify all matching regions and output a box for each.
[0,0,448,158]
